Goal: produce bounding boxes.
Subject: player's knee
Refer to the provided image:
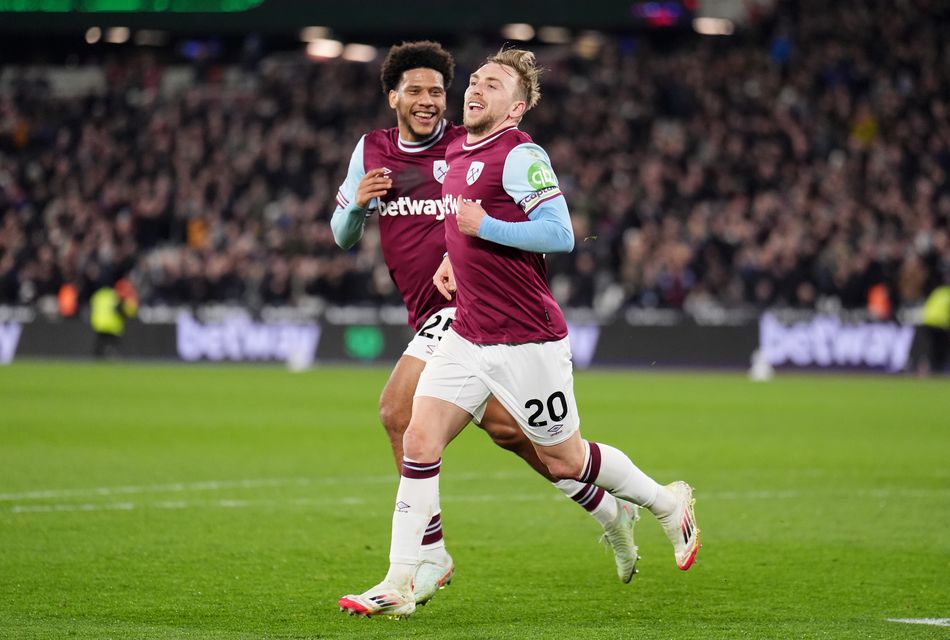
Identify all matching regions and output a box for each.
[378,400,409,440]
[541,456,585,481]
[402,423,439,461]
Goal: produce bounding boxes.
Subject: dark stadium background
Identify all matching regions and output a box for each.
[1,0,948,372]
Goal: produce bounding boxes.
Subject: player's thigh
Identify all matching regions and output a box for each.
[482,337,580,446]
[414,329,491,422]
[379,354,427,431]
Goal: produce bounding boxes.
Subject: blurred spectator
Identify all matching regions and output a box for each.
[918,282,950,376]
[90,277,138,358]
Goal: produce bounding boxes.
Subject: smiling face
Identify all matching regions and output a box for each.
[389,67,446,141]
[463,62,526,140]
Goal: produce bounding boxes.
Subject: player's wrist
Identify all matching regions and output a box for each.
[351,200,372,215]
[476,213,497,239]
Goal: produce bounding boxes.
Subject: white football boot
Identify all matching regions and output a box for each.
[338,581,415,618]
[413,554,454,605]
[658,481,700,570]
[601,499,640,583]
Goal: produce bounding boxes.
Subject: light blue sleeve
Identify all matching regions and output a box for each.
[475,143,574,253]
[330,136,370,250]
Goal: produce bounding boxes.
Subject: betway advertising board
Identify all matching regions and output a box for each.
[0,309,925,373]
[176,313,320,366]
[758,313,915,373]
[0,322,21,364]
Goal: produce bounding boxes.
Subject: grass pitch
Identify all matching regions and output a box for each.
[1,362,948,639]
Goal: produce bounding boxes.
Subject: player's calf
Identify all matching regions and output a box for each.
[480,416,558,481]
[379,402,409,470]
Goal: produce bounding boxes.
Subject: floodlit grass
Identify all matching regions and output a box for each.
[1,362,948,639]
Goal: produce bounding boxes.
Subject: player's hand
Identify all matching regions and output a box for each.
[355,168,392,209]
[433,255,456,301]
[456,196,486,237]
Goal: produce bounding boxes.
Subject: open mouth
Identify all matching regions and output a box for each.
[467,101,485,114]
[412,111,437,125]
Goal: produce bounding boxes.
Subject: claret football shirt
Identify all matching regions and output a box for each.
[333,120,465,330]
[441,126,569,345]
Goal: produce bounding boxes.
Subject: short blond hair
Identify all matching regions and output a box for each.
[485,47,541,111]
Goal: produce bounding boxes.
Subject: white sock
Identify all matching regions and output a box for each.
[580,441,676,518]
[419,510,451,565]
[590,492,621,524]
[554,479,618,525]
[384,458,441,590]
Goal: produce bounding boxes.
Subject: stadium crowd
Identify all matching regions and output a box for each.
[0,0,948,317]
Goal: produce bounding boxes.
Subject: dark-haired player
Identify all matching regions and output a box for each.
[331,42,639,608]
[339,48,700,618]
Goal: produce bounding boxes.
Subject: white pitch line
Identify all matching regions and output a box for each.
[3,477,947,512]
[11,502,136,514]
[886,618,950,627]
[0,471,528,503]
[708,490,801,500]
[7,493,559,514]
[0,478,312,502]
[7,486,950,515]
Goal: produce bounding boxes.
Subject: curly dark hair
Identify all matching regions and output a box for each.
[380,41,455,95]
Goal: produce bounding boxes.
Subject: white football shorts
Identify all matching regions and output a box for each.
[414,328,580,446]
[404,307,486,424]
[403,307,457,362]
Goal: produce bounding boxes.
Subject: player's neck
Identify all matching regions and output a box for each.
[465,118,519,144]
[397,119,443,146]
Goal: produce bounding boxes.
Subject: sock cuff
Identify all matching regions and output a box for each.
[401,458,442,479]
[570,484,607,512]
[554,479,583,494]
[580,441,602,484]
[421,513,444,545]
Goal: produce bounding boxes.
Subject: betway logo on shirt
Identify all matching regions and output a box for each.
[378,196,481,221]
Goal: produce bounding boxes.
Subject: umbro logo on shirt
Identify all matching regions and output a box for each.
[466,161,484,185]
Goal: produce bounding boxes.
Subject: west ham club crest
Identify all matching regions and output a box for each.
[433,160,448,184]
[466,161,484,185]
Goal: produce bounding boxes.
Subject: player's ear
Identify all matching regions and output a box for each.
[388,90,398,110]
[510,100,527,119]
